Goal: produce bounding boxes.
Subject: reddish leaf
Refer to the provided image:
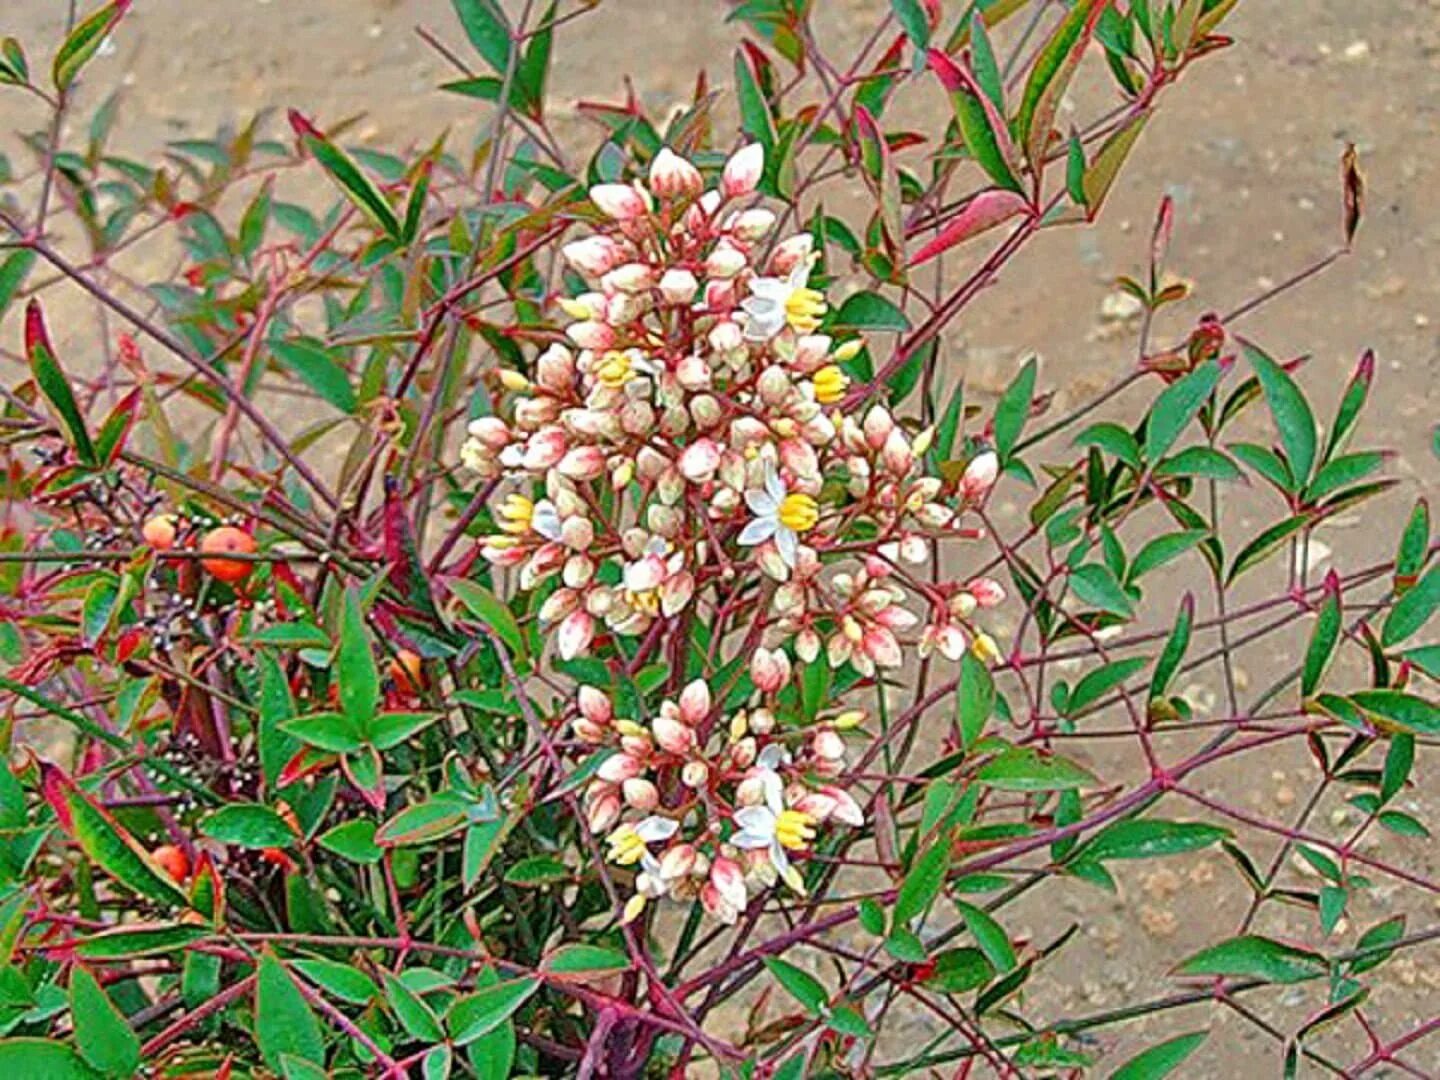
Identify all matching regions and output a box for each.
[910,189,1030,266]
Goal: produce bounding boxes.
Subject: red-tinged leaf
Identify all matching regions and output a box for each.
[853,105,903,259]
[289,110,402,240]
[927,49,1022,192]
[383,476,441,622]
[1082,110,1150,220]
[93,387,142,467]
[52,0,130,92]
[1015,0,1109,169]
[40,762,189,908]
[910,188,1029,266]
[26,302,96,465]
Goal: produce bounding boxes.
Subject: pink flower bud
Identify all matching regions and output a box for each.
[523,427,568,470]
[681,760,709,788]
[579,685,613,726]
[882,428,913,475]
[658,842,698,880]
[722,143,765,198]
[679,438,722,482]
[705,243,749,279]
[679,679,711,725]
[660,570,695,617]
[812,729,846,761]
[585,791,621,833]
[960,450,999,501]
[709,319,744,353]
[676,354,712,390]
[562,236,623,277]
[731,208,776,241]
[819,785,864,826]
[659,268,699,304]
[652,713,696,755]
[565,320,616,350]
[558,445,607,480]
[466,416,511,450]
[589,182,651,221]
[623,777,659,810]
[769,234,815,275]
[598,752,644,783]
[750,647,791,693]
[863,405,894,450]
[863,626,904,669]
[649,147,703,199]
[710,856,748,910]
[557,609,594,660]
[968,577,1006,608]
[535,344,576,393]
[602,262,657,295]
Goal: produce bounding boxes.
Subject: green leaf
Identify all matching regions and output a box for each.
[382,971,444,1042]
[922,948,994,993]
[830,291,910,333]
[255,953,325,1071]
[1349,690,1440,735]
[293,958,378,1005]
[955,900,1016,973]
[504,854,569,887]
[317,818,383,864]
[376,794,470,847]
[447,976,539,1046]
[763,958,828,1016]
[544,944,630,978]
[26,302,96,465]
[1075,422,1141,469]
[73,924,208,960]
[450,579,525,658]
[1382,565,1440,647]
[282,710,364,753]
[891,0,930,50]
[1145,360,1221,464]
[957,651,994,748]
[1381,733,1414,804]
[1350,916,1405,975]
[370,711,443,751]
[53,1,129,92]
[1153,446,1242,481]
[1015,0,1105,167]
[1071,562,1133,617]
[827,1004,872,1039]
[1067,657,1149,714]
[1395,499,1430,586]
[734,48,777,152]
[1244,343,1317,487]
[1066,131,1087,205]
[292,113,401,240]
[1082,111,1150,217]
[272,339,357,414]
[452,0,511,73]
[199,804,297,849]
[1129,530,1208,582]
[0,1040,99,1078]
[69,967,140,1077]
[0,250,36,322]
[1175,935,1326,984]
[337,588,379,733]
[1306,451,1386,505]
[977,747,1096,791]
[894,841,949,928]
[1083,820,1228,862]
[1226,514,1311,585]
[993,355,1037,463]
[40,764,188,909]
[1109,1031,1208,1080]
[1302,585,1341,697]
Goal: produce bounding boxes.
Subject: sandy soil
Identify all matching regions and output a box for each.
[3,0,1439,1075]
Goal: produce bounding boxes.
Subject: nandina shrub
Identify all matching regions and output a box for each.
[0,1,1436,1076]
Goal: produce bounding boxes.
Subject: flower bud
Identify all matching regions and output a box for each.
[598,752,644,783]
[586,792,621,833]
[968,577,1006,608]
[679,438,722,482]
[602,262,656,294]
[589,182,651,220]
[558,445,607,480]
[679,679,711,726]
[681,760,710,788]
[535,343,576,393]
[863,405,894,450]
[579,685,613,726]
[732,208,776,241]
[659,268,699,304]
[659,843,698,880]
[565,320,616,351]
[562,236,623,276]
[706,243,748,279]
[770,233,814,275]
[466,416,511,450]
[722,143,765,198]
[749,708,776,735]
[960,450,999,501]
[750,647,792,693]
[812,728,846,761]
[653,714,696,755]
[709,319,744,353]
[623,777,659,811]
[649,147,703,198]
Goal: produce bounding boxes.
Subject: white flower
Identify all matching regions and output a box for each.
[730,752,813,895]
[738,465,817,568]
[739,259,826,341]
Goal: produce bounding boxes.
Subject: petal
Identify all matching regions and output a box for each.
[733,806,776,835]
[634,816,680,843]
[738,517,778,547]
[745,489,777,515]
[764,465,786,503]
[775,527,798,567]
[761,769,785,815]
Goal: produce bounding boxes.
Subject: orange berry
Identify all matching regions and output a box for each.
[388,649,425,696]
[141,514,179,551]
[152,844,190,884]
[200,526,257,583]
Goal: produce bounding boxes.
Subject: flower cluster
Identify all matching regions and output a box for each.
[459,143,1007,919]
[460,143,1001,663]
[576,668,865,924]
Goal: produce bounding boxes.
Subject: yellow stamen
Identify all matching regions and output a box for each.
[559,298,592,320]
[971,632,1002,665]
[831,338,864,363]
[497,494,535,535]
[595,350,633,389]
[811,364,849,405]
[778,492,820,533]
[629,588,660,616]
[606,825,647,865]
[775,809,817,851]
[784,287,827,334]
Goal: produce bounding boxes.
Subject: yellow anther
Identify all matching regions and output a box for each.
[778,492,820,533]
[811,364,850,405]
